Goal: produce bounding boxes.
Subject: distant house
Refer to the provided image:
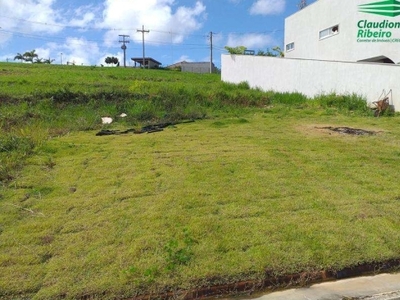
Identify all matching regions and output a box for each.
[131,57,162,69]
[167,61,218,74]
[166,61,188,70]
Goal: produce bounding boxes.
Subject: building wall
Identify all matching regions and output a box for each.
[221,54,400,110]
[181,63,215,74]
[148,61,160,69]
[285,0,400,63]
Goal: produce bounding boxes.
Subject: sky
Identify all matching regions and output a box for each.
[0,0,315,68]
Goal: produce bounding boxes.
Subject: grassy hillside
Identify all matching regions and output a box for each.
[1,63,399,299]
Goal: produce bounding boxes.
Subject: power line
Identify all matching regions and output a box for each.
[0,15,206,35]
[0,15,283,38]
[0,15,136,31]
[0,23,284,67]
[0,28,209,52]
[1,15,283,42]
[0,29,104,44]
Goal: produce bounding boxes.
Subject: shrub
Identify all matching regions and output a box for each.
[316,93,369,114]
[270,92,308,105]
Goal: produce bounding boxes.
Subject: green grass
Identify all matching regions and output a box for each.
[0,62,399,299]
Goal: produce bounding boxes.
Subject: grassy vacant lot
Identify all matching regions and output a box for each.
[1,63,400,299]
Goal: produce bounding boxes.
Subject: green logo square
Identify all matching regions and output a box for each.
[359,0,400,17]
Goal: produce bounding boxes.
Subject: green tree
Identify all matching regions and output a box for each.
[105,56,119,66]
[112,57,119,66]
[105,56,112,65]
[224,46,247,55]
[272,46,284,57]
[23,50,38,63]
[15,50,54,64]
[256,46,284,57]
[43,58,55,64]
[257,49,275,56]
[14,53,25,62]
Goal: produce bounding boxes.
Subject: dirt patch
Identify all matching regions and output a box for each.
[315,126,377,136]
[295,125,381,138]
[95,120,195,136]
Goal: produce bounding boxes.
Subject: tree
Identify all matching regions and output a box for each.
[23,50,38,63]
[256,46,284,57]
[105,56,119,66]
[224,46,247,55]
[14,50,55,64]
[257,49,275,56]
[272,46,284,57]
[14,53,25,62]
[43,58,55,64]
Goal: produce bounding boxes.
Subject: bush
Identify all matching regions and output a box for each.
[316,93,369,113]
[270,92,308,105]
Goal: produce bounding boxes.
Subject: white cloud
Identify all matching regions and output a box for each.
[0,0,63,32]
[0,53,17,62]
[250,0,285,15]
[100,0,206,46]
[69,12,96,28]
[59,37,100,65]
[0,0,207,65]
[226,33,276,50]
[35,47,52,60]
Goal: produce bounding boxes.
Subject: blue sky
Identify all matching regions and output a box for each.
[0,0,314,68]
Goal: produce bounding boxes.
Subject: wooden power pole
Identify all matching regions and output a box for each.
[119,35,130,67]
[209,31,214,73]
[137,25,150,68]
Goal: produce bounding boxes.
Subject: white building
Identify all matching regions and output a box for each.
[222,0,400,110]
[284,0,400,64]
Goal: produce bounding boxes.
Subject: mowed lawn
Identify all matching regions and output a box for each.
[1,112,400,299]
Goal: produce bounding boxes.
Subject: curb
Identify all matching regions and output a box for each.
[125,259,400,300]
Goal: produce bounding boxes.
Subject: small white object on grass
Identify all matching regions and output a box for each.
[101,117,113,124]
[119,113,127,117]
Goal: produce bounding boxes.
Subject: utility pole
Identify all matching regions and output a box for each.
[209,31,214,74]
[119,34,130,67]
[137,25,149,68]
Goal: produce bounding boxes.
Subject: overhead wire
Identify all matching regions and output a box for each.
[0,14,284,65]
[0,27,214,51]
[0,15,215,38]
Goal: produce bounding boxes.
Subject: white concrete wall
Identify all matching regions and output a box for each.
[285,0,400,63]
[181,63,212,74]
[221,54,400,110]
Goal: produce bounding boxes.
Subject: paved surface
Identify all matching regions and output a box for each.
[250,273,400,300]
